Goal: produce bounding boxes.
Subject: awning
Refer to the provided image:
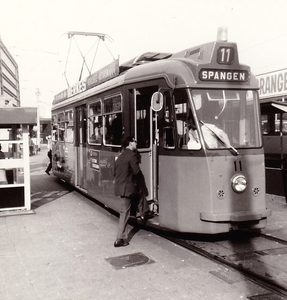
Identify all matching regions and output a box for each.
[0,107,37,124]
[271,103,287,113]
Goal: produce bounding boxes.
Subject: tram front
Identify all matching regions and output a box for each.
[157,33,271,233]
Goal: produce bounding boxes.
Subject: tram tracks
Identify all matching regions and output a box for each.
[160,230,287,299]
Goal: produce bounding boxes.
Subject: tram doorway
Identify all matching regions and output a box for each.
[75,105,87,190]
[134,86,159,202]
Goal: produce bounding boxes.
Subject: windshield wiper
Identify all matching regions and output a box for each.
[199,120,239,156]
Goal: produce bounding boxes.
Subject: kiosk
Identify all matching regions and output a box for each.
[0,107,37,212]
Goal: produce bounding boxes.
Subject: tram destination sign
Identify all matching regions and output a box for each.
[199,68,249,82]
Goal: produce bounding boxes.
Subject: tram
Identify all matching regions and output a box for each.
[51,28,271,234]
[260,99,287,197]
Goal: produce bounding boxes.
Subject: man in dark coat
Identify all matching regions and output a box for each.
[113,136,141,247]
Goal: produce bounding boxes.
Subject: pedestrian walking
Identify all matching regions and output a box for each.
[45,136,52,176]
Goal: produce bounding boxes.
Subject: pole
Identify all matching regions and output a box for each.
[35,88,41,152]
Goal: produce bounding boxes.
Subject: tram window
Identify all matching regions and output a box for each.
[58,113,65,142]
[103,94,122,146]
[282,113,287,133]
[104,113,122,145]
[52,125,58,141]
[173,89,199,149]
[136,88,154,148]
[261,112,280,135]
[164,92,174,123]
[88,101,102,144]
[261,115,268,134]
[52,115,58,141]
[192,89,262,148]
[163,127,175,149]
[65,110,74,143]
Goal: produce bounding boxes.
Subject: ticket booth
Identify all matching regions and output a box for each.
[0,107,37,212]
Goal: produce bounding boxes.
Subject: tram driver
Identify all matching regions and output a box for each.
[187,93,230,149]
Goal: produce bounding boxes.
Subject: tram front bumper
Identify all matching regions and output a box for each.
[200,208,272,222]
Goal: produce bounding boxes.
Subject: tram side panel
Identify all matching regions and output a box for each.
[52,142,75,184]
[86,148,121,212]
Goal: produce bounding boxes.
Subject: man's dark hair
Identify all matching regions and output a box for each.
[121,136,135,148]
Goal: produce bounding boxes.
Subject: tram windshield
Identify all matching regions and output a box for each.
[175,89,262,151]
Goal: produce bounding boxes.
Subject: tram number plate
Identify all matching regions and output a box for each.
[217,47,234,64]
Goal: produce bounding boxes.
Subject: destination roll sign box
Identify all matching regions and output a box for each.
[199,68,249,82]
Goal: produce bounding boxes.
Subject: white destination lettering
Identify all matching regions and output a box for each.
[200,69,248,81]
[257,69,287,99]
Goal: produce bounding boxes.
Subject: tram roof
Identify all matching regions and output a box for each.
[119,52,172,73]
[53,40,258,110]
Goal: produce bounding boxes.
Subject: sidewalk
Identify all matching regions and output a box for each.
[0,191,271,300]
[0,153,279,299]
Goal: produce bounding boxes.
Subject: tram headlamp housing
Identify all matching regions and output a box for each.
[231,175,247,193]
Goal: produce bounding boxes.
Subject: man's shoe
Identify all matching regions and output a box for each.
[45,170,50,176]
[145,211,154,219]
[114,239,129,247]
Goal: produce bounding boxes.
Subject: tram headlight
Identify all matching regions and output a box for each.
[231,175,247,193]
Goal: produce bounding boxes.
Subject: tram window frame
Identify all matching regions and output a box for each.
[164,91,174,123]
[65,110,74,143]
[163,126,175,149]
[282,113,287,133]
[58,112,65,142]
[88,100,103,145]
[173,89,201,150]
[103,94,123,147]
[136,87,156,149]
[261,112,281,135]
[52,114,58,141]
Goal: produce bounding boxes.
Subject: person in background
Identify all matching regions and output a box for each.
[45,136,52,176]
[29,135,34,156]
[113,136,142,247]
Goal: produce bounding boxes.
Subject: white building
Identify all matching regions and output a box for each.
[0,37,20,107]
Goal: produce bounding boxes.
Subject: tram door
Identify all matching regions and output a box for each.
[75,106,87,190]
[134,87,158,201]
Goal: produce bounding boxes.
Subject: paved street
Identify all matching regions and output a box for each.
[29,149,73,209]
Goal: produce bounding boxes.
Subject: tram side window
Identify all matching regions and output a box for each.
[65,110,74,143]
[52,114,58,141]
[164,92,174,123]
[163,91,175,149]
[89,101,102,144]
[58,113,65,142]
[163,127,175,149]
[173,89,198,150]
[282,113,287,133]
[261,112,280,135]
[103,95,122,146]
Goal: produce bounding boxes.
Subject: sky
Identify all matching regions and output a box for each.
[1,0,287,117]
